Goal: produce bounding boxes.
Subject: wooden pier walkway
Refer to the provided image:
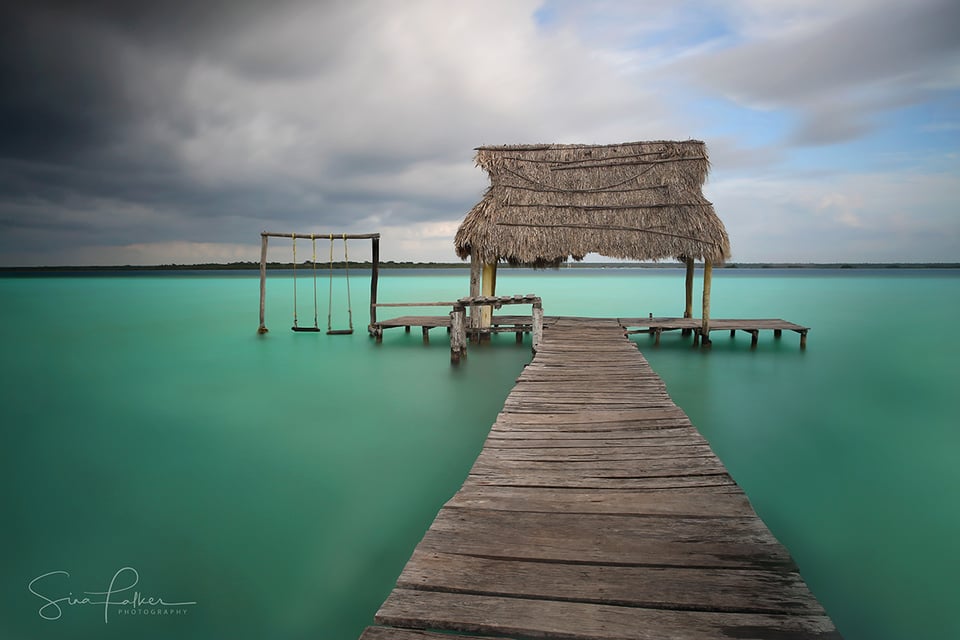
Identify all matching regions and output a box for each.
[620,317,810,348]
[361,317,839,640]
[370,313,809,349]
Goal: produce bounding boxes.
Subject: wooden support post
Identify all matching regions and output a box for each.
[422,326,430,344]
[481,263,496,296]
[692,330,700,347]
[684,257,694,318]
[774,329,782,339]
[800,330,808,350]
[450,308,466,363]
[750,330,759,348]
[654,328,662,346]
[480,262,496,328]
[369,236,380,328]
[730,329,736,338]
[515,332,523,344]
[469,255,482,297]
[532,303,544,353]
[258,234,269,334]
[681,257,694,336]
[468,254,481,336]
[701,260,712,347]
[478,262,496,343]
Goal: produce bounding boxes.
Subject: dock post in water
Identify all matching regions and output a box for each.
[258,233,269,334]
[682,257,694,336]
[701,260,713,347]
[468,256,482,342]
[450,308,466,364]
[531,302,543,352]
[369,236,380,328]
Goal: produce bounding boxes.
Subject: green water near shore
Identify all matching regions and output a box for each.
[1,269,958,640]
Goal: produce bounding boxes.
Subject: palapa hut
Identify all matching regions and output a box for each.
[454,139,731,341]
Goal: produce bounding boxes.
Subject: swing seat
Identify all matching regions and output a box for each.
[291,326,322,333]
[326,329,354,335]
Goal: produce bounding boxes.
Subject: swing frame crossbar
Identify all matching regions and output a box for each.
[257,231,380,335]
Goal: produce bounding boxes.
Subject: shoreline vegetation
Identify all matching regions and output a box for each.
[1,261,959,273]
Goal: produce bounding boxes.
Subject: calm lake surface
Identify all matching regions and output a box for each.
[1,268,957,640]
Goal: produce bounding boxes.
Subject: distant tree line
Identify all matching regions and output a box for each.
[2,261,958,273]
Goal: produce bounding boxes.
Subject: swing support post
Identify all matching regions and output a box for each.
[258,234,269,333]
[258,231,380,335]
[370,236,380,327]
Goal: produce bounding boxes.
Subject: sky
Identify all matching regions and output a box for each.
[1,0,958,266]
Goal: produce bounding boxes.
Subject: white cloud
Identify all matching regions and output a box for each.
[709,170,960,261]
[816,193,865,228]
[174,0,672,190]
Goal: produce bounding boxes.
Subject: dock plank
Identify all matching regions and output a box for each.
[446,485,755,516]
[360,627,492,640]
[397,549,826,615]
[376,590,841,640]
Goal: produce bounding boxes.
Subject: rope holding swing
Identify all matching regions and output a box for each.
[326,233,354,335]
[343,233,353,332]
[311,234,319,329]
[327,234,334,331]
[292,233,298,328]
[291,233,321,332]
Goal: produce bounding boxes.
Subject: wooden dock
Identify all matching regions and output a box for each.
[371,313,809,349]
[621,317,810,348]
[361,317,839,640]
[369,315,541,343]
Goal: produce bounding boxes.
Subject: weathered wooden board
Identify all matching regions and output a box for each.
[483,434,707,447]
[359,626,493,640]
[397,549,825,614]
[469,453,728,475]
[493,407,691,423]
[375,590,841,640]
[476,443,718,460]
[446,485,753,516]
[417,506,800,572]
[488,426,700,439]
[465,472,738,490]
[490,424,697,435]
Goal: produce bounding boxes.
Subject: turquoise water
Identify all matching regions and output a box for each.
[1,268,958,640]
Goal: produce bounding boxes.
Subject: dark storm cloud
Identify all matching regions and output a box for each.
[0,0,384,259]
[1,6,130,160]
[1,0,665,265]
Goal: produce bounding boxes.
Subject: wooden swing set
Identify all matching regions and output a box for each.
[257,231,380,335]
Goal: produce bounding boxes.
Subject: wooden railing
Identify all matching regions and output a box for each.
[450,295,543,363]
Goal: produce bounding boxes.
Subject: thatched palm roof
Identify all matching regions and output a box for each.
[455,140,731,266]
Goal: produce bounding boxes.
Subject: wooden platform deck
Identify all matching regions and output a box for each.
[621,317,810,348]
[370,315,553,340]
[371,314,809,349]
[361,317,839,640]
